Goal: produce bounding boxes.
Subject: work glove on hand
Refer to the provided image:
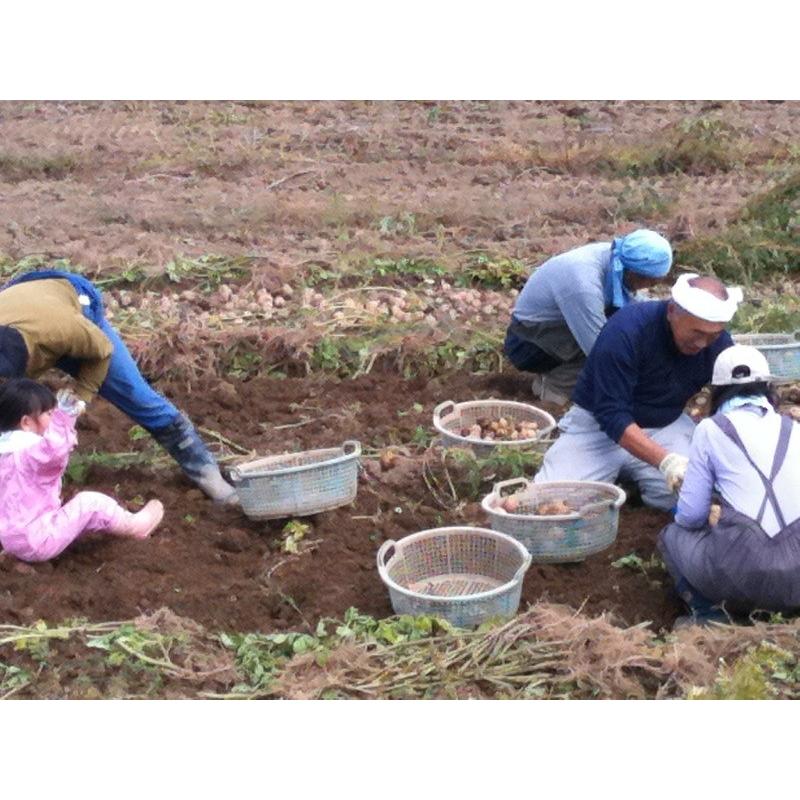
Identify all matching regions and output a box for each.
[658,452,689,493]
[56,388,86,417]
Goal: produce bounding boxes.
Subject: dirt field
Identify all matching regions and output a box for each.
[0,370,680,635]
[0,101,798,698]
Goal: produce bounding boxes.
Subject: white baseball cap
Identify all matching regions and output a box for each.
[712,344,772,386]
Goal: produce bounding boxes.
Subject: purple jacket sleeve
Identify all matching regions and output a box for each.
[674,421,715,528]
[21,408,78,481]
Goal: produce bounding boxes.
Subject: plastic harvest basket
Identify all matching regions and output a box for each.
[230,440,361,520]
[481,478,626,564]
[732,332,800,381]
[432,399,557,458]
[377,526,532,628]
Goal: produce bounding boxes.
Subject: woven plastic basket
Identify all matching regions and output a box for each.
[432,399,557,457]
[732,332,800,381]
[377,526,531,628]
[481,478,626,563]
[230,440,361,520]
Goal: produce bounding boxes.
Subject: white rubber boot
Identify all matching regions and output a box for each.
[196,465,241,507]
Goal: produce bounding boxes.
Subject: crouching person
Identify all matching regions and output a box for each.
[659,345,800,627]
[0,379,163,563]
[534,274,739,510]
[504,229,672,404]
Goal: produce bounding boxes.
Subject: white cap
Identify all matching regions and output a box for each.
[712,345,772,386]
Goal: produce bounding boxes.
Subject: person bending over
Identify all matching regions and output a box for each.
[505,229,672,404]
[0,269,237,504]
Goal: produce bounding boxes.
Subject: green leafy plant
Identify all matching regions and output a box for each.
[455,253,527,289]
[0,661,32,698]
[280,520,311,554]
[614,181,677,222]
[676,171,800,283]
[611,552,665,575]
[0,152,78,182]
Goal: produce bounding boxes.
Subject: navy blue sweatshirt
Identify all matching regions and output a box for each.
[572,300,733,443]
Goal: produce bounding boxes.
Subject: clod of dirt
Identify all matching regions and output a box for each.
[379,450,398,471]
[214,529,252,553]
[13,562,37,576]
[77,414,102,433]
[216,380,241,410]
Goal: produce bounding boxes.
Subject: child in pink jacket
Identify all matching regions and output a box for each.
[0,378,164,562]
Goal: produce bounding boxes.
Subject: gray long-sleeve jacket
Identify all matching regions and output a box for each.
[512,242,614,357]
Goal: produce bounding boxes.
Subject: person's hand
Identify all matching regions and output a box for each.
[658,452,689,493]
[708,503,722,526]
[56,388,86,417]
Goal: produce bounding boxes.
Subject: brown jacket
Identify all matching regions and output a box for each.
[0,278,113,400]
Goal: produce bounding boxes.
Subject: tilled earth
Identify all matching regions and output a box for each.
[0,370,682,634]
[1,100,798,640]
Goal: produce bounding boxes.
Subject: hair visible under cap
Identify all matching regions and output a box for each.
[0,378,57,432]
[709,381,778,415]
[688,275,728,301]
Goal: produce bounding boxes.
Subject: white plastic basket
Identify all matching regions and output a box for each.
[377,526,531,628]
[230,440,361,520]
[432,399,556,457]
[481,477,626,563]
[732,331,800,381]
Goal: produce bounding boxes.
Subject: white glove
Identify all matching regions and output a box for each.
[658,452,689,493]
[56,389,86,417]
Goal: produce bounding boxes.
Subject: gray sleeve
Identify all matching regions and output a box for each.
[556,289,608,356]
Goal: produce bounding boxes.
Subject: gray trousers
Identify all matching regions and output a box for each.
[506,318,586,400]
[660,504,800,613]
[535,405,696,511]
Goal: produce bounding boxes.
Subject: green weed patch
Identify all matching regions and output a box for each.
[676,172,800,283]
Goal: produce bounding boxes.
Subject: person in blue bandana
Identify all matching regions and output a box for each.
[504,229,673,404]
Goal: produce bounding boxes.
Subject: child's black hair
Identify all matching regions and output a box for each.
[0,378,57,432]
[709,381,779,415]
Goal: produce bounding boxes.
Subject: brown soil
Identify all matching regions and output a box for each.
[0,369,681,635]
[10,100,793,641]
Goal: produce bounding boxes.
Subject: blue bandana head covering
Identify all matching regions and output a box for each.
[606,229,672,309]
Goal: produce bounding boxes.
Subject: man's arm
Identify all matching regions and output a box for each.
[557,289,608,356]
[618,423,669,467]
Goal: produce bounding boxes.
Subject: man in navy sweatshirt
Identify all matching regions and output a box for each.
[534,274,743,511]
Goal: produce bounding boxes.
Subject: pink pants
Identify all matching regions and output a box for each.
[3,491,128,563]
